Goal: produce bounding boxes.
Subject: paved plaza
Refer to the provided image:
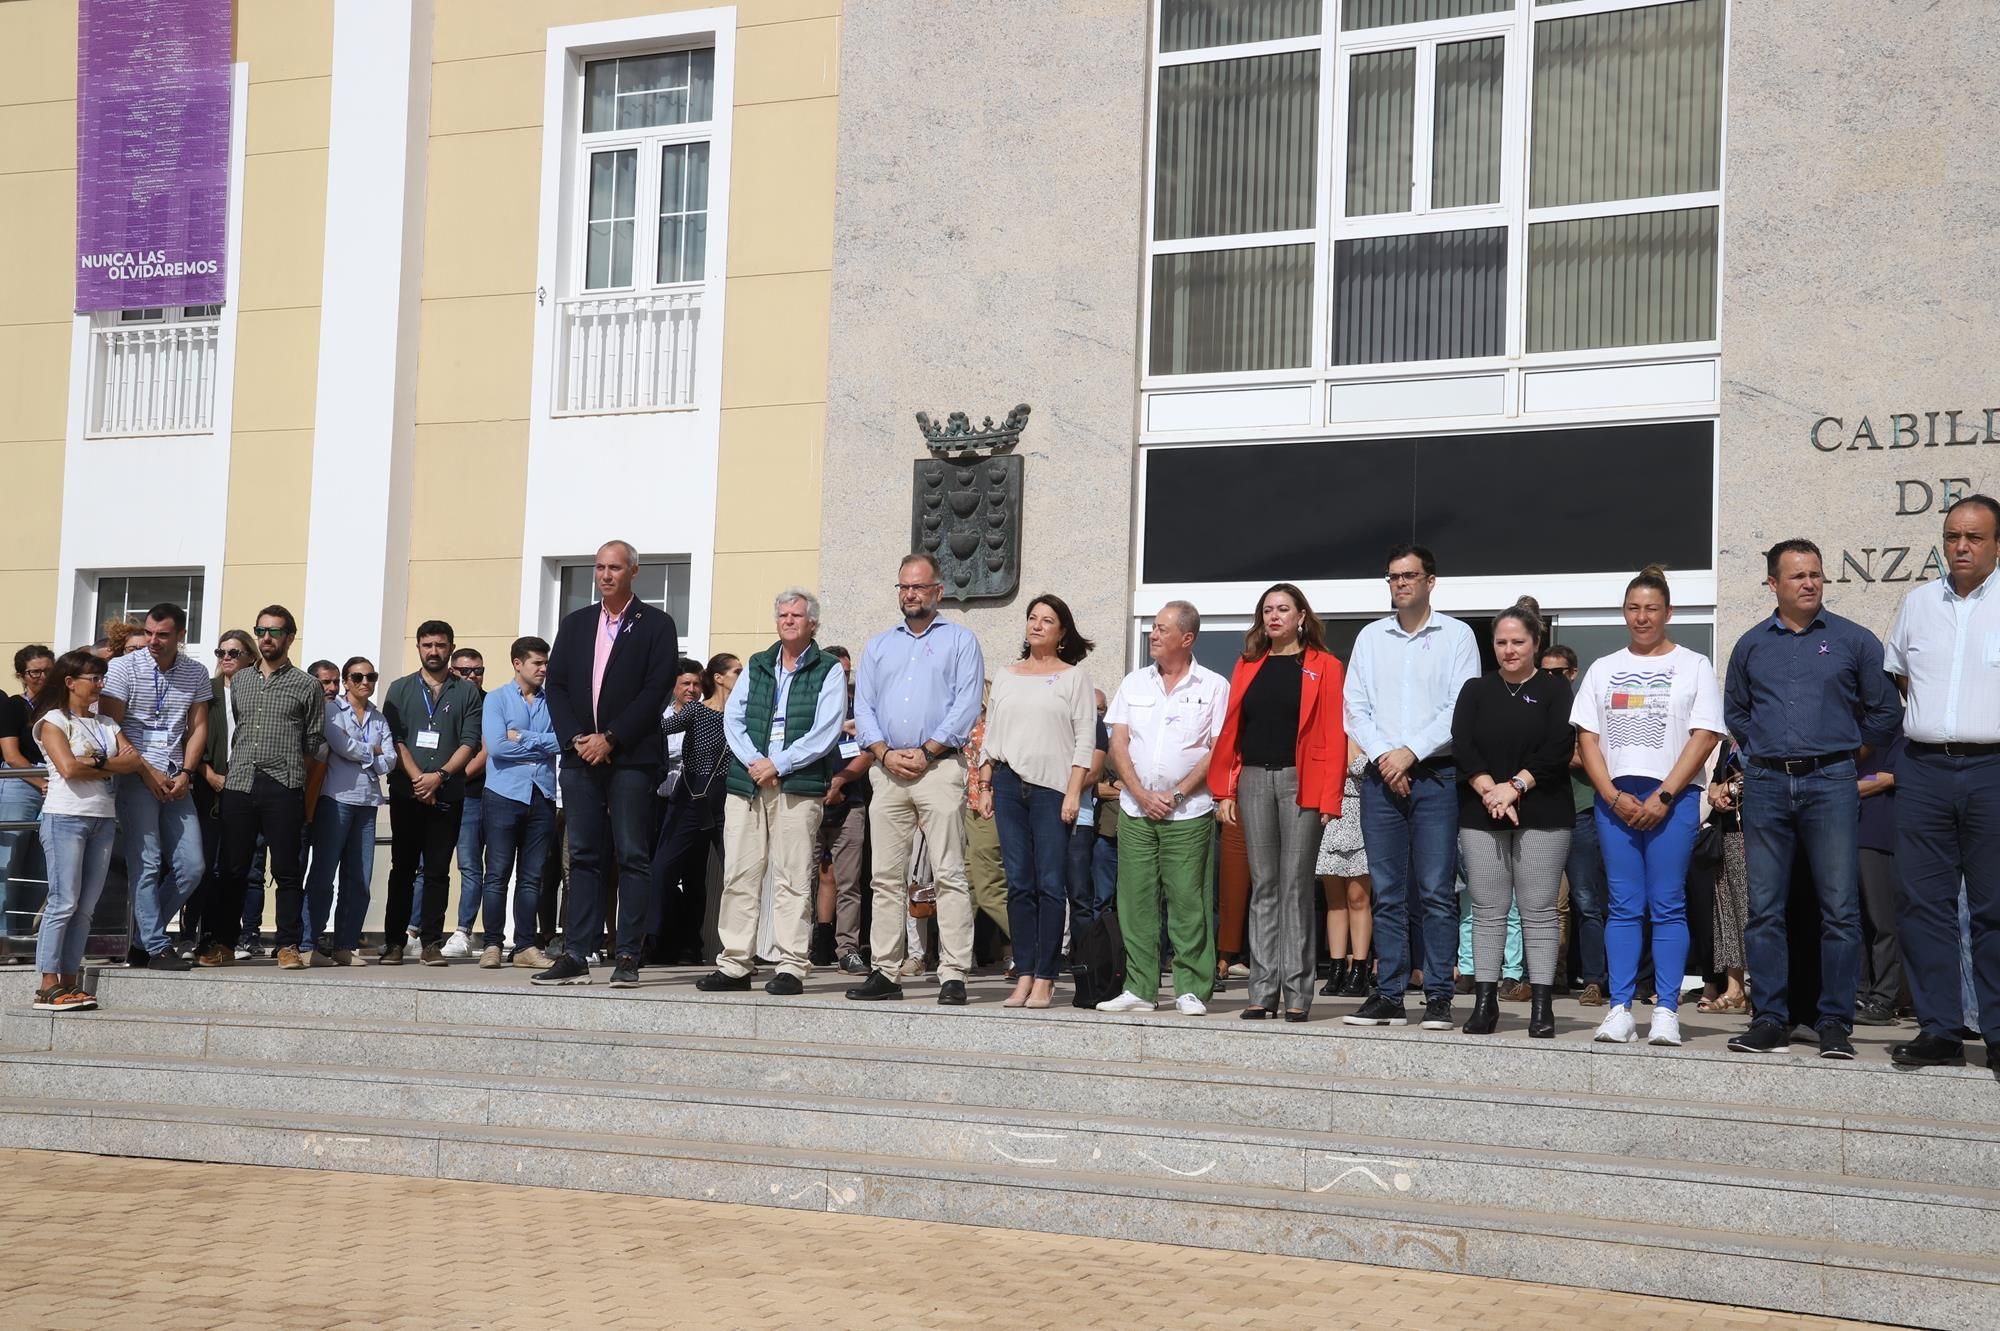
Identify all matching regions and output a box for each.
[1,1148,1882,1331]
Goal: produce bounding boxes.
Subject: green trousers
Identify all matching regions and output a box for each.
[1115,809,1216,1001]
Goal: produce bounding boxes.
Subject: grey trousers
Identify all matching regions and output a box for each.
[1459,825,1571,984]
[1237,765,1322,1013]
[1857,847,1907,1009]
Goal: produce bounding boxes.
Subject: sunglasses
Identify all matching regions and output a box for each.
[251,626,291,639]
[214,648,246,660]
[452,666,485,678]
[348,672,379,684]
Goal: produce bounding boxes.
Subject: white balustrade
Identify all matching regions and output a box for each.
[85,319,222,438]
[554,288,702,415]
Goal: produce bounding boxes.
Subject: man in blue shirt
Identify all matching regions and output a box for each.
[848,552,985,1005]
[480,636,560,972]
[1342,544,1480,1030]
[1723,539,1901,1059]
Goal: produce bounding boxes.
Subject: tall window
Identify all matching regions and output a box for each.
[1145,0,1725,380]
[577,49,715,292]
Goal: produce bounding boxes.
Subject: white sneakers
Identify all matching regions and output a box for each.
[1095,992,1208,1015]
[1647,1008,1683,1046]
[441,930,473,959]
[1593,1004,1638,1044]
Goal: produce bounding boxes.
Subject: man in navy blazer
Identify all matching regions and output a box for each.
[531,540,678,987]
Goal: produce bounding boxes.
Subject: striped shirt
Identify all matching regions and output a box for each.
[226,662,325,792]
[103,649,211,773]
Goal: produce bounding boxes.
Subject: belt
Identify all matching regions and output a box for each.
[1746,752,1850,775]
[1244,760,1294,771]
[1907,740,2000,758]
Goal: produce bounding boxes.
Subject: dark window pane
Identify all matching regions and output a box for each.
[1342,0,1511,30]
[1155,52,1319,241]
[1160,0,1319,53]
[1142,422,1713,583]
[1332,227,1506,365]
[1149,244,1313,375]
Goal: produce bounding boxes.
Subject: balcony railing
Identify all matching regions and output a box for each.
[553,288,702,416]
[86,319,222,438]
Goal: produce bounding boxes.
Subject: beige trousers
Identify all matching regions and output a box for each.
[865,755,973,982]
[716,787,821,978]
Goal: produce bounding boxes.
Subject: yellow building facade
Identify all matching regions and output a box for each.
[0,0,839,675]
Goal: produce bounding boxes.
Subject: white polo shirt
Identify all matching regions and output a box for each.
[1106,660,1229,821]
[1883,567,2000,744]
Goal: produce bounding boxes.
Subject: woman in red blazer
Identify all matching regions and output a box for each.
[1211,583,1347,1022]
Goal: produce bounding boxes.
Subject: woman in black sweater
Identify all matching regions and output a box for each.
[1450,601,1575,1037]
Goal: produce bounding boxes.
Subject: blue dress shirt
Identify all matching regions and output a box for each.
[853,617,986,752]
[1343,611,1481,764]
[1723,609,1902,759]
[318,698,396,806]
[482,682,559,803]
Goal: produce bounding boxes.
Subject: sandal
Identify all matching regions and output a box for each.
[34,984,96,1013]
[1706,993,1749,1014]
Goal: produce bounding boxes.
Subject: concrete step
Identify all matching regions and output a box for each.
[9,1003,1997,1192]
[0,1092,1991,1330]
[2,1044,1996,1261]
[36,967,2000,1126]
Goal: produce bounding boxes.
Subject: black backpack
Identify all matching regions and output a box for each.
[1068,909,1127,1009]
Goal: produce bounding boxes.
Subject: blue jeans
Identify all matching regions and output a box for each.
[1567,806,1608,986]
[1066,822,1115,923]
[990,763,1069,980]
[559,764,658,963]
[482,787,553,951]
[114,774,206,956]
[0,778,47,940]
[1894,749,2000,1043]
[1741,758,1862,1029]
[302,798,377,950]
[1597,775,1699,1012]
[37,812,115,975]
[413,790,485,934]
[1360,764,1459,1005]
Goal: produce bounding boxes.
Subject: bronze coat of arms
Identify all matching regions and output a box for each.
[911,404,1029,602]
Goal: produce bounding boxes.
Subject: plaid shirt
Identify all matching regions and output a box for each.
[225,661,325,792]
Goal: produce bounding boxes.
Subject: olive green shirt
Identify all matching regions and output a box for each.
[383,671,484,800]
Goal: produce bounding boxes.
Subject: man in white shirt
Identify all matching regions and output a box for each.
[99,603,211,969]
[1342,545,1480,1030]
[1882,494,2000,1068]
[1096,602,1231,1015]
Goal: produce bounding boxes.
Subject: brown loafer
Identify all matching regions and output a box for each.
[1577,983,1606,1007]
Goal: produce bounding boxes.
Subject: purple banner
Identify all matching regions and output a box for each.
[75,0,232,312]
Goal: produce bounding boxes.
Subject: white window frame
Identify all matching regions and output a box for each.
[1141,0,1729,405]
[543,554,693,639]
[83,568,209,650]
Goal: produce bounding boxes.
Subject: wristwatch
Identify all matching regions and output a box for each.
[1171,790,1188,809]
[1656,786,1676,806]
[1508,776,1528,796]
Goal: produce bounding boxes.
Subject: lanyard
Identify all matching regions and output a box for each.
[149,660,170,722]
[422,680,443,722]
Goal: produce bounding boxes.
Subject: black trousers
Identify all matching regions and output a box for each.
[206,771,305,950]
[386,794,461,947]
[560,764,657,963]
[647,794,716,961]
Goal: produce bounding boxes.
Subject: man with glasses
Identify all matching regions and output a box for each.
[439,647,491,958]
[100,603,211,970]
[196,607,323,969]
[382,621,483,967]
[1343,545,1480,1030]
[847,552,985,1005]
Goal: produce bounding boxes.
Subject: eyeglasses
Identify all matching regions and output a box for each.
[894,582,940,593]
[21,667,48,678]
[452,666,485,678]
[1385,572,1426,585]
[78,673,106,686]
[214,648,245,660]
[348,672,379,684]
[251,626,291,638]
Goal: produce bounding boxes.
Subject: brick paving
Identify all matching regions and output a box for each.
[0,1149,1882,1331]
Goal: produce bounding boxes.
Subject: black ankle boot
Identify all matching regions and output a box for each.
[1528,983,1556,1038]
[1338,958,1370,997]
[1462,982,1499,1034]
[1319,958,1349,996]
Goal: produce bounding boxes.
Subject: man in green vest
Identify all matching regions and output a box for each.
[698,588,847,996]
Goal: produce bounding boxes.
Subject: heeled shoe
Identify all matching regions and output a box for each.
[1337,959,1371,998]
[1023,980,1055,1009]
[1461,981,1500,1035]
[1003,980,1033,1009]
[1528,983,1556,1039]
[1318,959,1349,997]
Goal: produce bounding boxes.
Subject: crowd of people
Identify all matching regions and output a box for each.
[1,505,1994,1071]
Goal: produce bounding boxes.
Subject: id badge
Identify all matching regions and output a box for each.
[838,739,860,760]
[416,729,442,750]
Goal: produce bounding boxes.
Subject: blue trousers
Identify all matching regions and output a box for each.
[1741,758,1861,1029]
[1895,750,2000,1044]
[991,763,1069,980]
[1360,764,1459,1004]
[1596,775,1699,1012]
[115,775,206,957]
[302,797,376,951]
[37,812,115,974]
[482,787,554,951]
[559,764,657,963]
[1066,821,1116,923]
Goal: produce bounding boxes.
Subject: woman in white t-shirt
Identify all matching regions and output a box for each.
[31,650,142,1011]
[1570,566,1726,1048]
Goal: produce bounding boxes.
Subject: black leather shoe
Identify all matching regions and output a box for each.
[1527,983,1555,1039]
[839,951,869,975]
[1852,1000,1899,1027]
[694,969,751,992]
[1461,982,1499,1035]
[1283,1009,1308,1023]
[1318,959,1348,997]
[1337,964,1370,998]
[937,979,967,1006]
[126,944,149,968]
[845,971,904,1001]
[149,947,193,973]
[1889,1032,1965,1067]
[764,972,803,996]
[1238,1005,1277,1020]
[1816,1021,1856,1061]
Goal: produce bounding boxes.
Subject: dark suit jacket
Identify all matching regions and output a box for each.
[202,675,230,774]
[546,598,679,771]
